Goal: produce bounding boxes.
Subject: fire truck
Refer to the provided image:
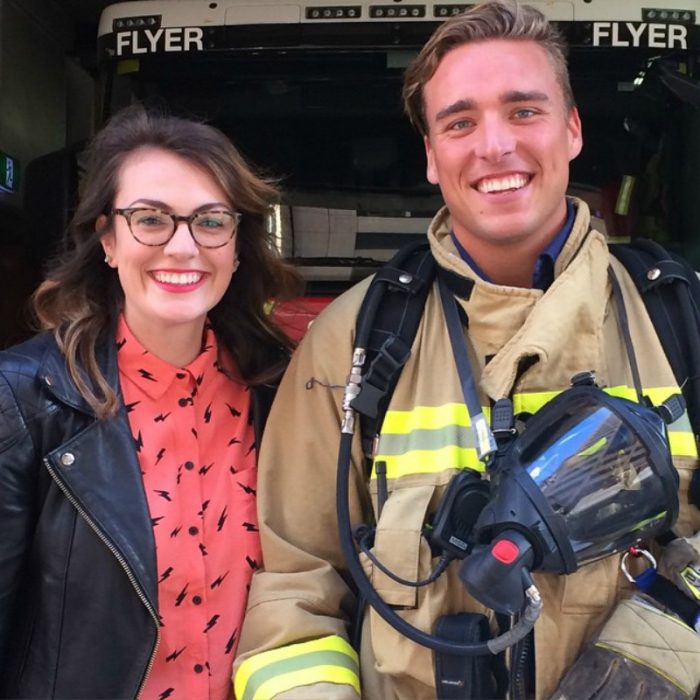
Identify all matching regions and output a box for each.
[96,0,700,334]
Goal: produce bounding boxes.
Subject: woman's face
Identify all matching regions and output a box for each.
[100,147,239,352]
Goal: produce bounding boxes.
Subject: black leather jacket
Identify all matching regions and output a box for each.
[0,331,272,699]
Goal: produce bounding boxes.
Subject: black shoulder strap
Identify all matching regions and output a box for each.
[350,241,437,463]
[610,238,700,507]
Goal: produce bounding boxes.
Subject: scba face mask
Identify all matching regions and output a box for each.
[457,373,682,615]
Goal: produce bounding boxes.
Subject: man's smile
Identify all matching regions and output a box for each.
[474,172,532,194]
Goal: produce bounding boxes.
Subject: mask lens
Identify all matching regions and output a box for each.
[522,393,672,564]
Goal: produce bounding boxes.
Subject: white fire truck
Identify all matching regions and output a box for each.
[96,0,700,302]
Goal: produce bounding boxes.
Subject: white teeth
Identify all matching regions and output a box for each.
[477,173,529,193]
[153,271,203,285]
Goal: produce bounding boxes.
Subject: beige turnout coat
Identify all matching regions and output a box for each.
[234,200,700,700]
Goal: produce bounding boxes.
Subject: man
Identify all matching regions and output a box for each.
[233,2,700,698]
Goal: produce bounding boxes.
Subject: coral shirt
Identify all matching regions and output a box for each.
[116,316,262,700]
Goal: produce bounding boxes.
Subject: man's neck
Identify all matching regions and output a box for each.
[469,238,549,287]
[452,201,573,288]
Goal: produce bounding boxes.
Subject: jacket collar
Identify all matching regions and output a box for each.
[39,328,120,416]
[427,200,611,400]
[38,327,159,609]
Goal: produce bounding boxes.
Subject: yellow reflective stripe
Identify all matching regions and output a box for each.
[375,403,484,477]
[381,402,471,433]
[605,385,678,403]
[378,425,472,456]
[373,445,483,479]
[601,386,697,457]
[511,390,559,415]
[668,430,698,457]
[252,666,360,700]
[513,385,684,413]
[234,636,359,700]
[372,385,696,479]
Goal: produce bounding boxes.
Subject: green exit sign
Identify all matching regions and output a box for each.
[0,152,19,192]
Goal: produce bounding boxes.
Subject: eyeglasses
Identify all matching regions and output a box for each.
[111,207,242,248]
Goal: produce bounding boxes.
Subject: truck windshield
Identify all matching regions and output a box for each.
[109,50,434,197]
[98,4,700,278]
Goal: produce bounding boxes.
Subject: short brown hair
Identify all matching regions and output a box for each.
[33,106,302,417]
[403,0,575,136]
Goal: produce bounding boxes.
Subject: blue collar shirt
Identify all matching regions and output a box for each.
[450,199,576,291]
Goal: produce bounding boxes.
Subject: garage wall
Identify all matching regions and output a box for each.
[0,0,94,210]
[0,0,95,345]
[0,0,69,208]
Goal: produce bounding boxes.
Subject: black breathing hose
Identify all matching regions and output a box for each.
[336,427,543,655]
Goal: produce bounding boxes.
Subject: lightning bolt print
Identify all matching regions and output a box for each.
[165,647,185,662]
[204,614,220,633]
[225,629,238,655]
[237,481,256,496]
[115,332,265,679]
[217,506,228,532]
[226,403,241,417]
[210,571,229,589]
[158,688,174,699]
[175,584,189,607]
[138,368,157,382]
[124,400,140,413]
[116,337,127,350]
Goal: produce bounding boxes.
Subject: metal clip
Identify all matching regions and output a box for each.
[620,546,657,584]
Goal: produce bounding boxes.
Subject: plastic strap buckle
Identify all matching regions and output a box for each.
[350,335,411,419]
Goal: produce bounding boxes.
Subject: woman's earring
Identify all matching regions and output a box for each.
[232,255,240,272]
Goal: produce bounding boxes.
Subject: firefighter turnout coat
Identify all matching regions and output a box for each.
[233,200,700,700]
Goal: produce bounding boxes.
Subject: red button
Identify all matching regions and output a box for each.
[492,539,520,564]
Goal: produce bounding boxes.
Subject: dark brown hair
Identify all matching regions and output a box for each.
[33,106,302,418]
[403,0,575,136]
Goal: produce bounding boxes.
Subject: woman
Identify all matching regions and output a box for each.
[0,107,301,699]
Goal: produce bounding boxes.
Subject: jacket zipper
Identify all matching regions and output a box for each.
[509,626,533,700]
[43,458,160,698]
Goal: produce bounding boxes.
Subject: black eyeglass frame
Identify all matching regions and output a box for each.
[111,207,242,249]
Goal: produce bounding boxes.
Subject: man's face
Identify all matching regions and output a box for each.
[423,39,582,252]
